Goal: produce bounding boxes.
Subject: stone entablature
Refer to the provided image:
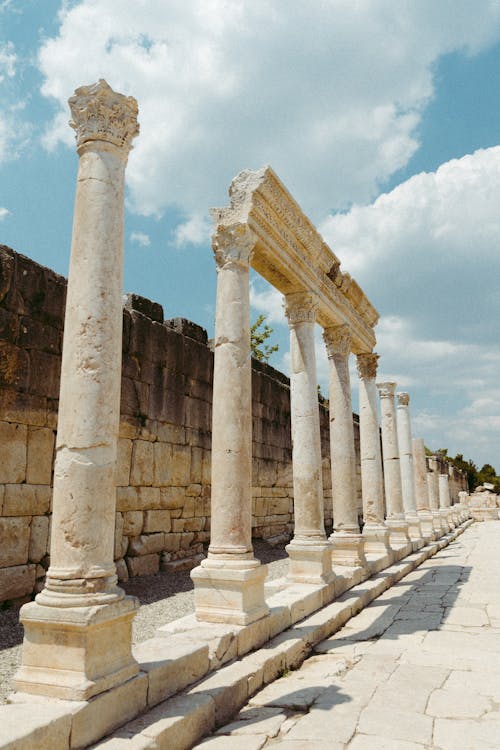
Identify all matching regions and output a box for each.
[211,166,378,354]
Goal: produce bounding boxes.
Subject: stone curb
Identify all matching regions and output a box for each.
[1,521,472,750]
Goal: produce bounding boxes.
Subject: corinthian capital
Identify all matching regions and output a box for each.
[397,392,410,407]
[356,352,379,380]
[284,291,318,326]
[69,79,139,153]
[377,381,396,399]
[212,223,256,269]
[323,324,351,358]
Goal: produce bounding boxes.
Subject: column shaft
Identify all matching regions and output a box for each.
[15,80,140,700]
[284,292,332,584]
[325,326,365,567]
[396,393,423,545]
[191,223,268,625]
[356,353,391,556]
[412,437,435,539]
[377,382,410,550]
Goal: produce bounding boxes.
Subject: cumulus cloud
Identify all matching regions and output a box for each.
[0,206,10,220]
[172,213,211,248]
[37,1,500,224]
[130,230,151,247]
[0,41,16,81]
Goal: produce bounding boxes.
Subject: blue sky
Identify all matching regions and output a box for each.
[2,1,500,470]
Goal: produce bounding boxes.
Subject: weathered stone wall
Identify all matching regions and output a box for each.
[0,245,362,603]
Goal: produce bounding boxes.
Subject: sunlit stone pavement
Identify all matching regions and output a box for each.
[196,522,500,750]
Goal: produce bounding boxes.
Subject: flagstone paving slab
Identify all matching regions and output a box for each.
[194,522,500,748]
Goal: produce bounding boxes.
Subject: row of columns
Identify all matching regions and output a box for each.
[14,79,469,704]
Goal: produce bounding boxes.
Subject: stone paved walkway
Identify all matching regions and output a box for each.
[195,522,500,750]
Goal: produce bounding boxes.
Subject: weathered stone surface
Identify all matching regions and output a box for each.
[25,426,54,485]
[0,421,27,483]
[127,553,160,576]
[2,484,51,516]
[0,517,30,566]
[29,515,50,562]
[116,438,132,487]
[0,703,72,750]
[0,563,36,600]
[143,509,171,534]
[128,533,165,556]
[123,510,144,536]
[130,440,154,486]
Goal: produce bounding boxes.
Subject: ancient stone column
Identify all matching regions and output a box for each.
[283,292,333,584]
[377,382,410,550]
[438,459,454,530]
[356,353,391,556]
[191,223,268,624]
[14,80,140,700]
[396,393,423,546]
[324,325,366,567]
[427,456,446,535]
[412,438,435,540]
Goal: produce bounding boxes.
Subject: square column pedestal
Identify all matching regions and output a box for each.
[286,540,334,585]
[331,531,367,568]
[13,597,139,701]
[362,524,392,557]
[191,559,268,625]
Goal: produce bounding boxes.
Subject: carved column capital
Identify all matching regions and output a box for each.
[397,392,410,407]
[69,79,139,155]
[212,223,256,269]
[356,352,379,380]
[377,381,396,399]
[284,291,318,326]
[323,324,351,358]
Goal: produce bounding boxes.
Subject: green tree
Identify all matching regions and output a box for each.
[250,314,279,363]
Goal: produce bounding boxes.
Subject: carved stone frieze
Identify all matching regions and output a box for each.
[69,79,139,153]
[212,223,256,269]
[356,352,379,380]
[284,291,318,325]
[323,324,351,358]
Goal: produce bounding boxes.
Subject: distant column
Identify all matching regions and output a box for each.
[283,292,333,584]
[356,352,391,556]
[324,325,366,567]
[438,458,454,530]
[377,382,410,551]
[412,438,435,540]
[15,80,140,700]
[396,393,423,546]
[427,455,446,535]
[191,223,268,624]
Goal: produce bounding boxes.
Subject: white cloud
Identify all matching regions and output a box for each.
[0,41,16,82]
[0,206,10,220]
[130,230,151,247]
[37,1,500,220]
[172,213,211,248]
[250,283,285,326]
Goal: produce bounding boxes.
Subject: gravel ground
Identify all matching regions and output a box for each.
[0,540,289,704]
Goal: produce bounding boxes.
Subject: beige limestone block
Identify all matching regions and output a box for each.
[122,510,144,536]
[127,553,160,576]
[26,426,55,485]
[152,441,172,486]
[0,703,72,750]
[115,558,129,582]
[128,533,165,556]
[114,511,124,560]
[130,439,154,486]
[0,563,36,600]
[125,693,215,750]
[0,422,27,483]
[116,438,132,486]
[143,509,171,533]
[2,484,51,516]
[29,515,50,562]
[170,444,191,486]
[163,533,181,552]
[0,517,31,566]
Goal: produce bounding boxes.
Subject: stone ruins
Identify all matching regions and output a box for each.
[0,81,479,749]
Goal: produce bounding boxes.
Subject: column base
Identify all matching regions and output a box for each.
[432,510,446,535]
[440,509,452,532]
[386,517,411,547]
[405,513,424,546]
[362,523,392,555]
[190,557,268,625]
[13,595,139,701]
[286,539,334,585]
[330,531,366,567]
[417,510,436,540]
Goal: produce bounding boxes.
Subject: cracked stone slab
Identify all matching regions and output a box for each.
[348,734,427,750]
[426,687,491,718]
[357,706,433,746]
[214,706,286,736]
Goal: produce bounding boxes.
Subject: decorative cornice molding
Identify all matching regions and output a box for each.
[397,392,410,407]
[356,352,379,379]
[323,324,351,358]
[283,291,318,325]
[69,79,139,153]
[377,381,396,399]
[212,223,256,269]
